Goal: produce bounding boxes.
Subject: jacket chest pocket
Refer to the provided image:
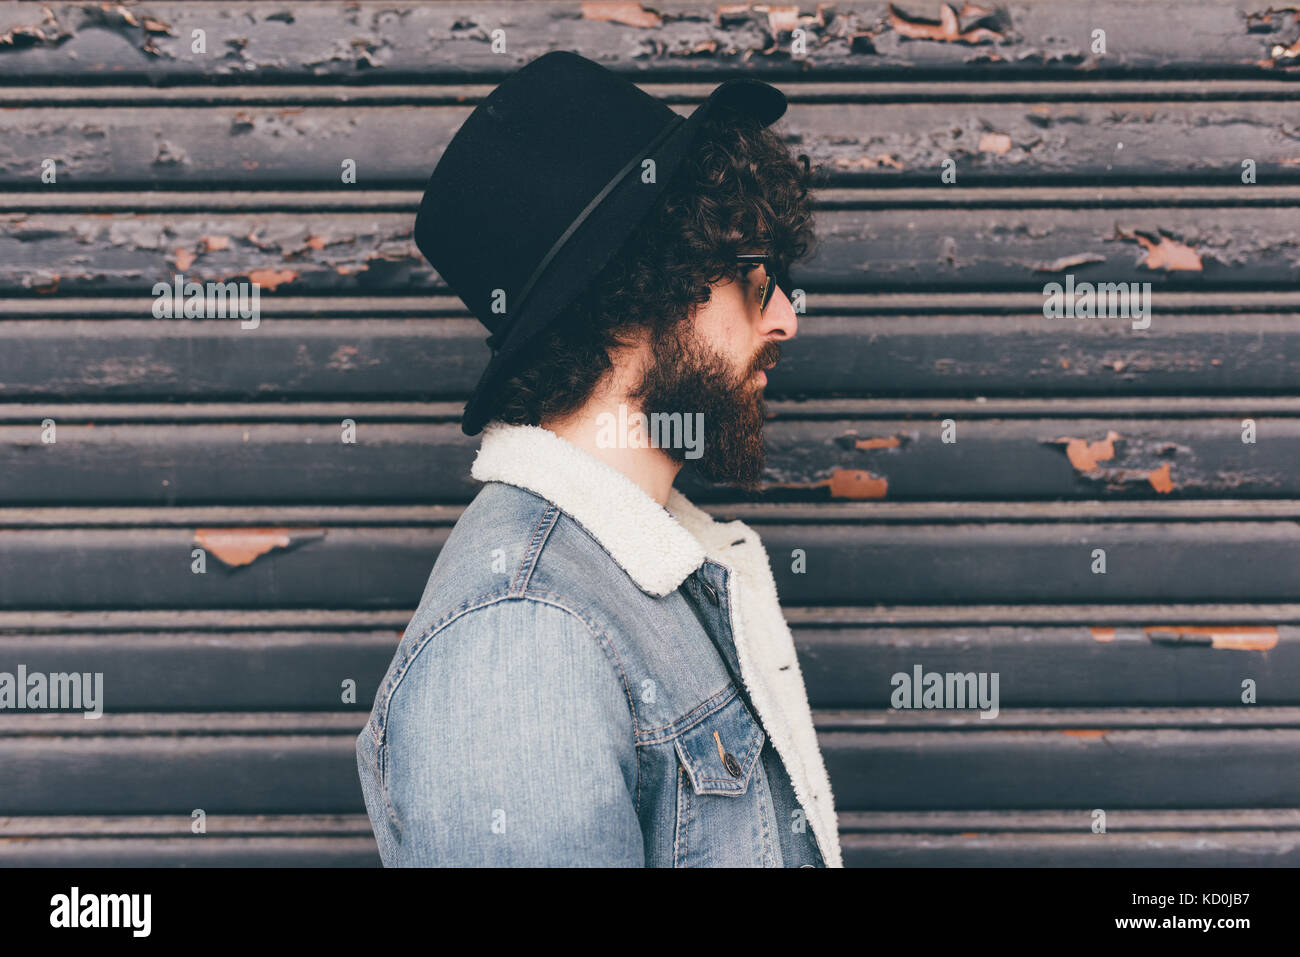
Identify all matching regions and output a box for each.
[671,688,779,867]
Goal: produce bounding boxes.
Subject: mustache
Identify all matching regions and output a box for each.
[749,341,782,375]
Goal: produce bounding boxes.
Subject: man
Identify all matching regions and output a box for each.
[356,50,842,867]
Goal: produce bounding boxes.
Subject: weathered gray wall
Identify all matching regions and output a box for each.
[2,0,1299,866]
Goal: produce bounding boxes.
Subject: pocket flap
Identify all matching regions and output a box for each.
[674,688,765,796]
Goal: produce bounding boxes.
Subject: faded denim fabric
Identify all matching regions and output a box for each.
[357,479,831,867]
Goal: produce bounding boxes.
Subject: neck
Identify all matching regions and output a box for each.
[543,398,682,508]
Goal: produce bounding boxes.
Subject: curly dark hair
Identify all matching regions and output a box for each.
[491,107,816,427]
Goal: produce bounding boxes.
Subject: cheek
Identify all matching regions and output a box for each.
[698,287,753,351]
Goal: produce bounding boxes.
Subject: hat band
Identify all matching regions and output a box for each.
[486,114,687,353]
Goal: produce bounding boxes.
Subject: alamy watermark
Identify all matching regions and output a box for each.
[1043,274,1151,330]
[152,272,261,328]
[595,403,703,459]
[50,887,150,937]
[891,664,1000,719]
[0,664,103,718]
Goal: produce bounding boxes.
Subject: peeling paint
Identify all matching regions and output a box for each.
[192,527,322,567]
[888,2,1003,45]
[0,7,71,49]
[854,436,902,451]
[1090,625,1278,651]
[1148,462,1174,494]
[77,4,176,58]
[1150,625,1279,651]
[1053,430,1121,472]
[826,469,888,498]
[978,132,1012,155]
[1248,6,1300,67]
[581,2,663,28]
[765,468,889,499]
[833,154,904,171]
[29,272,59,294]
[1115,227,1203,272]
[246,268,297,290]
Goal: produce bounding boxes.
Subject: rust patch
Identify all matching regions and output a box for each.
[200,236,229,252]
[1092,624,1277,650]
[1052,430,1121,472]
[1115,227,1203,272]
[246,269,297,290]
[581,1,662,27]
[826,469,889,499]
[833,154,904,171]
[1062,729,1108,738]
[172,248,196,272]
[765,468,889,499]
[1147,463,1174,494]
[855,436,902,451]
[304,235,327,250]
[1151,625,1279,651]
[194,528,291,567]
[978,132,1012,155]
[888,2,1003,44]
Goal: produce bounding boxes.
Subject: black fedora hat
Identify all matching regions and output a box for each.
[413,50,787,436]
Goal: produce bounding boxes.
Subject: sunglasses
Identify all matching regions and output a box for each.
[734,253,785,313]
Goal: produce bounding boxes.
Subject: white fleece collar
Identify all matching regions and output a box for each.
[469,421,844,868]
[470,422,706,597]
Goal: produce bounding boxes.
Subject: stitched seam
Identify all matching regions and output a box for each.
[373,588,641,841]
[510,504,559,595]
[514,591,645,812]
[673,762,690,867]
[756,763,775,866]
[637,683,736,743]
[373,590,522,838]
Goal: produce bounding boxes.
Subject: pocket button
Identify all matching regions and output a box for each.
[723,752,742,777]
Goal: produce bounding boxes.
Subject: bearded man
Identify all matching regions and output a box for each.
[357,50,842,868]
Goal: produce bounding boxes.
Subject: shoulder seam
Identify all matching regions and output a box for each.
[373,588,645,822]
[509,502,561,595]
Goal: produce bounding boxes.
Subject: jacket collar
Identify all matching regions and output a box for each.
[470,422,710,597]
[469,420,845,867]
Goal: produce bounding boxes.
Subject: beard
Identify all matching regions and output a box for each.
[630,321,781,492]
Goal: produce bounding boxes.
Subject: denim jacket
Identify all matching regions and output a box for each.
[356,423,843,867]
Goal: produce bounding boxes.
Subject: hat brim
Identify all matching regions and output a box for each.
[457,76,787,436]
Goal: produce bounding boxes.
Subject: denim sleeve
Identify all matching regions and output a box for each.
[379,596,646,866]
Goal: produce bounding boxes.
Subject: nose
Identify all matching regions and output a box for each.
[760,283,798,341]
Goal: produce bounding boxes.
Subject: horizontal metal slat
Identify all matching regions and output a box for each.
[2,515,1300,605]
[822,725,1300,810]
[1,622,1294,710]
[10,100,1300,187]
[0,2,1289,82]
[1,314,1300,399]
[7,208,1300,295]
[4,710,1300,813]
[5,414,1300,502]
